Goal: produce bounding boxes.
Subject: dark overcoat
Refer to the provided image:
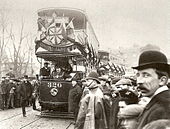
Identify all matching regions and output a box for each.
[68,84,82,113]
[19,81,33,100]
[135,90,170,129]
[0,81,7,94]
[40,67,51,76]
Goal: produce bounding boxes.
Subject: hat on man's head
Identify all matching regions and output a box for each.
[2,76,6,79]
[81,79,86,82]
[5,77,10,80]
[99,75,108,81]
[44,61,49,64]
[24,75,28,79]
[99,67,105,71]
[132,50,170,75]
[115,78,132,86]
[86,71,100,84]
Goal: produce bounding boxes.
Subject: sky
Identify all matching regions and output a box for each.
[1,0,170,57]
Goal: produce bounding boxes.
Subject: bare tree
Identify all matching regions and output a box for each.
[23,34,34,76]
[7,18,32,77]
[0,9,10,78]
[17,34,34,77]
[0,7,36,78]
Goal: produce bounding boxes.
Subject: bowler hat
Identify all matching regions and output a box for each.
[44,61,49,64]
[81,79,86,82]
[86,71,100,84]
[132,50,170,75]
[24,75,28,79]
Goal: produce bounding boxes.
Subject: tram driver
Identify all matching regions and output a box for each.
[40,62,51,78]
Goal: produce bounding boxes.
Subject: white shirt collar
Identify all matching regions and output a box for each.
[154,85,169,96]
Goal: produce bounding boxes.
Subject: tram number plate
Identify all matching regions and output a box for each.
[47,82,62,88]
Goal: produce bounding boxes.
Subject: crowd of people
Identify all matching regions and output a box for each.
[0,74,39,117]
[68,50,170,129]
[1,50,170,129]
[68,71,139,129]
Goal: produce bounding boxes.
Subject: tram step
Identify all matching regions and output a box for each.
[38,111,74,119]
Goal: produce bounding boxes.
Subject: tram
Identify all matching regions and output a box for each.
[35,7,99,117]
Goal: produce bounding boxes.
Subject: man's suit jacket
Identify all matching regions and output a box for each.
[40,67,51,76]
[135,90,170,129]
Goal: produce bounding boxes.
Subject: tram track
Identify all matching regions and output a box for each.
[0,109,32,122]
[0,108,43,129]
[19,117,42,129]
[0,108,74,129]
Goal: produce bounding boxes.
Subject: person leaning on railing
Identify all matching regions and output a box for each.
[51,66,64,79]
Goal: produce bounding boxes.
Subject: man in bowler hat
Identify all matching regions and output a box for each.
[20,75,32,117]
[132,50,170,129]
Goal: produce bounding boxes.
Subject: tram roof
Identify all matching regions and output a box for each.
[37,7,87,29]
[38,7,86,16]
[36,51,84,61]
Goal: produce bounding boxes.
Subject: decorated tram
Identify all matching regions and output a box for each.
[35,7,99,117]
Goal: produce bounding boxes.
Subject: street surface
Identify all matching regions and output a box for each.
[0,107,74,129]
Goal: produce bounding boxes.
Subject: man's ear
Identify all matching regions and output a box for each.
[159,76,168,86]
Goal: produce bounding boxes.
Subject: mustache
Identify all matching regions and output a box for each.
[137,85,148,92]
